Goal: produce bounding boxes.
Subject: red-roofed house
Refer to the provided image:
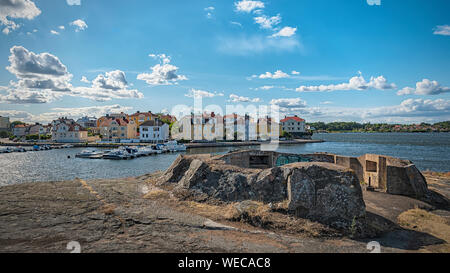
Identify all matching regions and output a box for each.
[280,115,306,138]
[51,118,88,143]
[98,117,137,141]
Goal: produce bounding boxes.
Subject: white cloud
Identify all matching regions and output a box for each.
[229,94,261,103]
[185,89,224,99]
[256,85,275,90]
[33,105,133,124]
[271,26,297,37]
[80,76,90,83]
[296,73,396,92]
[70,19,87,32]
[0,0,41,35]
[66,0,81,6]
[397,79,450,96]
[291,70,300,75]
[50,30,60,35]
[230,21,243,28]
[58,25,65,30]
[204,6,215,19]
[1,46,143,103]
[218,35,301,55]
[270,98,307,111]
[433,25,450,36]
[234,0,265,13]
[137,53,188,86]
[254,14,281,29]
[256,70,290,79]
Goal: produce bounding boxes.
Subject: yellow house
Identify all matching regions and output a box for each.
[129,111,156,128]
[98,117,137,141]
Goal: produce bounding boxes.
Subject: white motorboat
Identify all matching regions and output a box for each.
[163,141,187,152]
[62,144,74,148]
[136,146,156,157]
[102,149,131,160]
[76,149,104,159]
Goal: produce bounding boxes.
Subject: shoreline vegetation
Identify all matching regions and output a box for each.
[308,121,450,133]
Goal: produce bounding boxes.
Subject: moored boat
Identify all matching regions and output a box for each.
[75,149,104,159]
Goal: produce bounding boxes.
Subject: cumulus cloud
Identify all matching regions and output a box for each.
[296,73,396,92]
[0,46,143,103]
[271,26,297,37]
[0,0,41,35]
[433,25,450,36]
[270,98,307,111]
[234,0,264,13]
[137,53,188,86]
[80,76,90,83]
[272,98,450,123]
[70,19,87,32]
[255,70,290,79]
[291,70,300,75]
[33,105,133,124]
[66,0,81,5]
[185,89,224,99]
[397,79,450,96]
[229,94,261,103]
[254,14,281,29]
[50,30,60,35]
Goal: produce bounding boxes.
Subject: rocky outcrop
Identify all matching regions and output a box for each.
[161,155,367,231]
[387,164,428,198]
[282,163,366,230]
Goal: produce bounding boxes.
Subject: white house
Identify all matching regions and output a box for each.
[280,115,306,138]
[51,118,88,143]
[140,119,169,143]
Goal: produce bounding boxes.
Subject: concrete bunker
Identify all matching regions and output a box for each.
[215,150,428,198]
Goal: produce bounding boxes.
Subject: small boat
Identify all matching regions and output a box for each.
[124,146,138,158]
[75,149,104,159]
[32,145,41,151]
[11,147,26,152]
[136,146,156,156]
[0,147,10,153]
[163,141,187,152]
[102,149,131,160]
[62,144,74,148]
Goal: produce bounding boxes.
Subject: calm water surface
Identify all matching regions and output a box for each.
[1,132,449,186]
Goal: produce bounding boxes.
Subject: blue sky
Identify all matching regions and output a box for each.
[0,0,449,124]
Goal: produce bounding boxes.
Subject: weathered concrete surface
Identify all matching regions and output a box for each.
[282,163,366,231]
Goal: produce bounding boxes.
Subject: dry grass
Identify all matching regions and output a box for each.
[398,208,450,247]
[101,204,116,215]
[423,171,450,179]
[143,189,171,200]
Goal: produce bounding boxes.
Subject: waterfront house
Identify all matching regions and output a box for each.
[98,117,137,142]
[129,111,156,129]
[12,124,28,137]
[139,119,169,143]
[96,112,128,128]
[51,118,88,143]
[28,124,46,136]
[76,116,97,129]
[280,115,306,138]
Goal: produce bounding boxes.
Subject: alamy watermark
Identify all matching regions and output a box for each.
[168,96,282,151]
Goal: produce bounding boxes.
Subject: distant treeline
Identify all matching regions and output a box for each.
[307,121,450,133]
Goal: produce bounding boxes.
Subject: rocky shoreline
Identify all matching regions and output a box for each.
[0,165,449,253]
